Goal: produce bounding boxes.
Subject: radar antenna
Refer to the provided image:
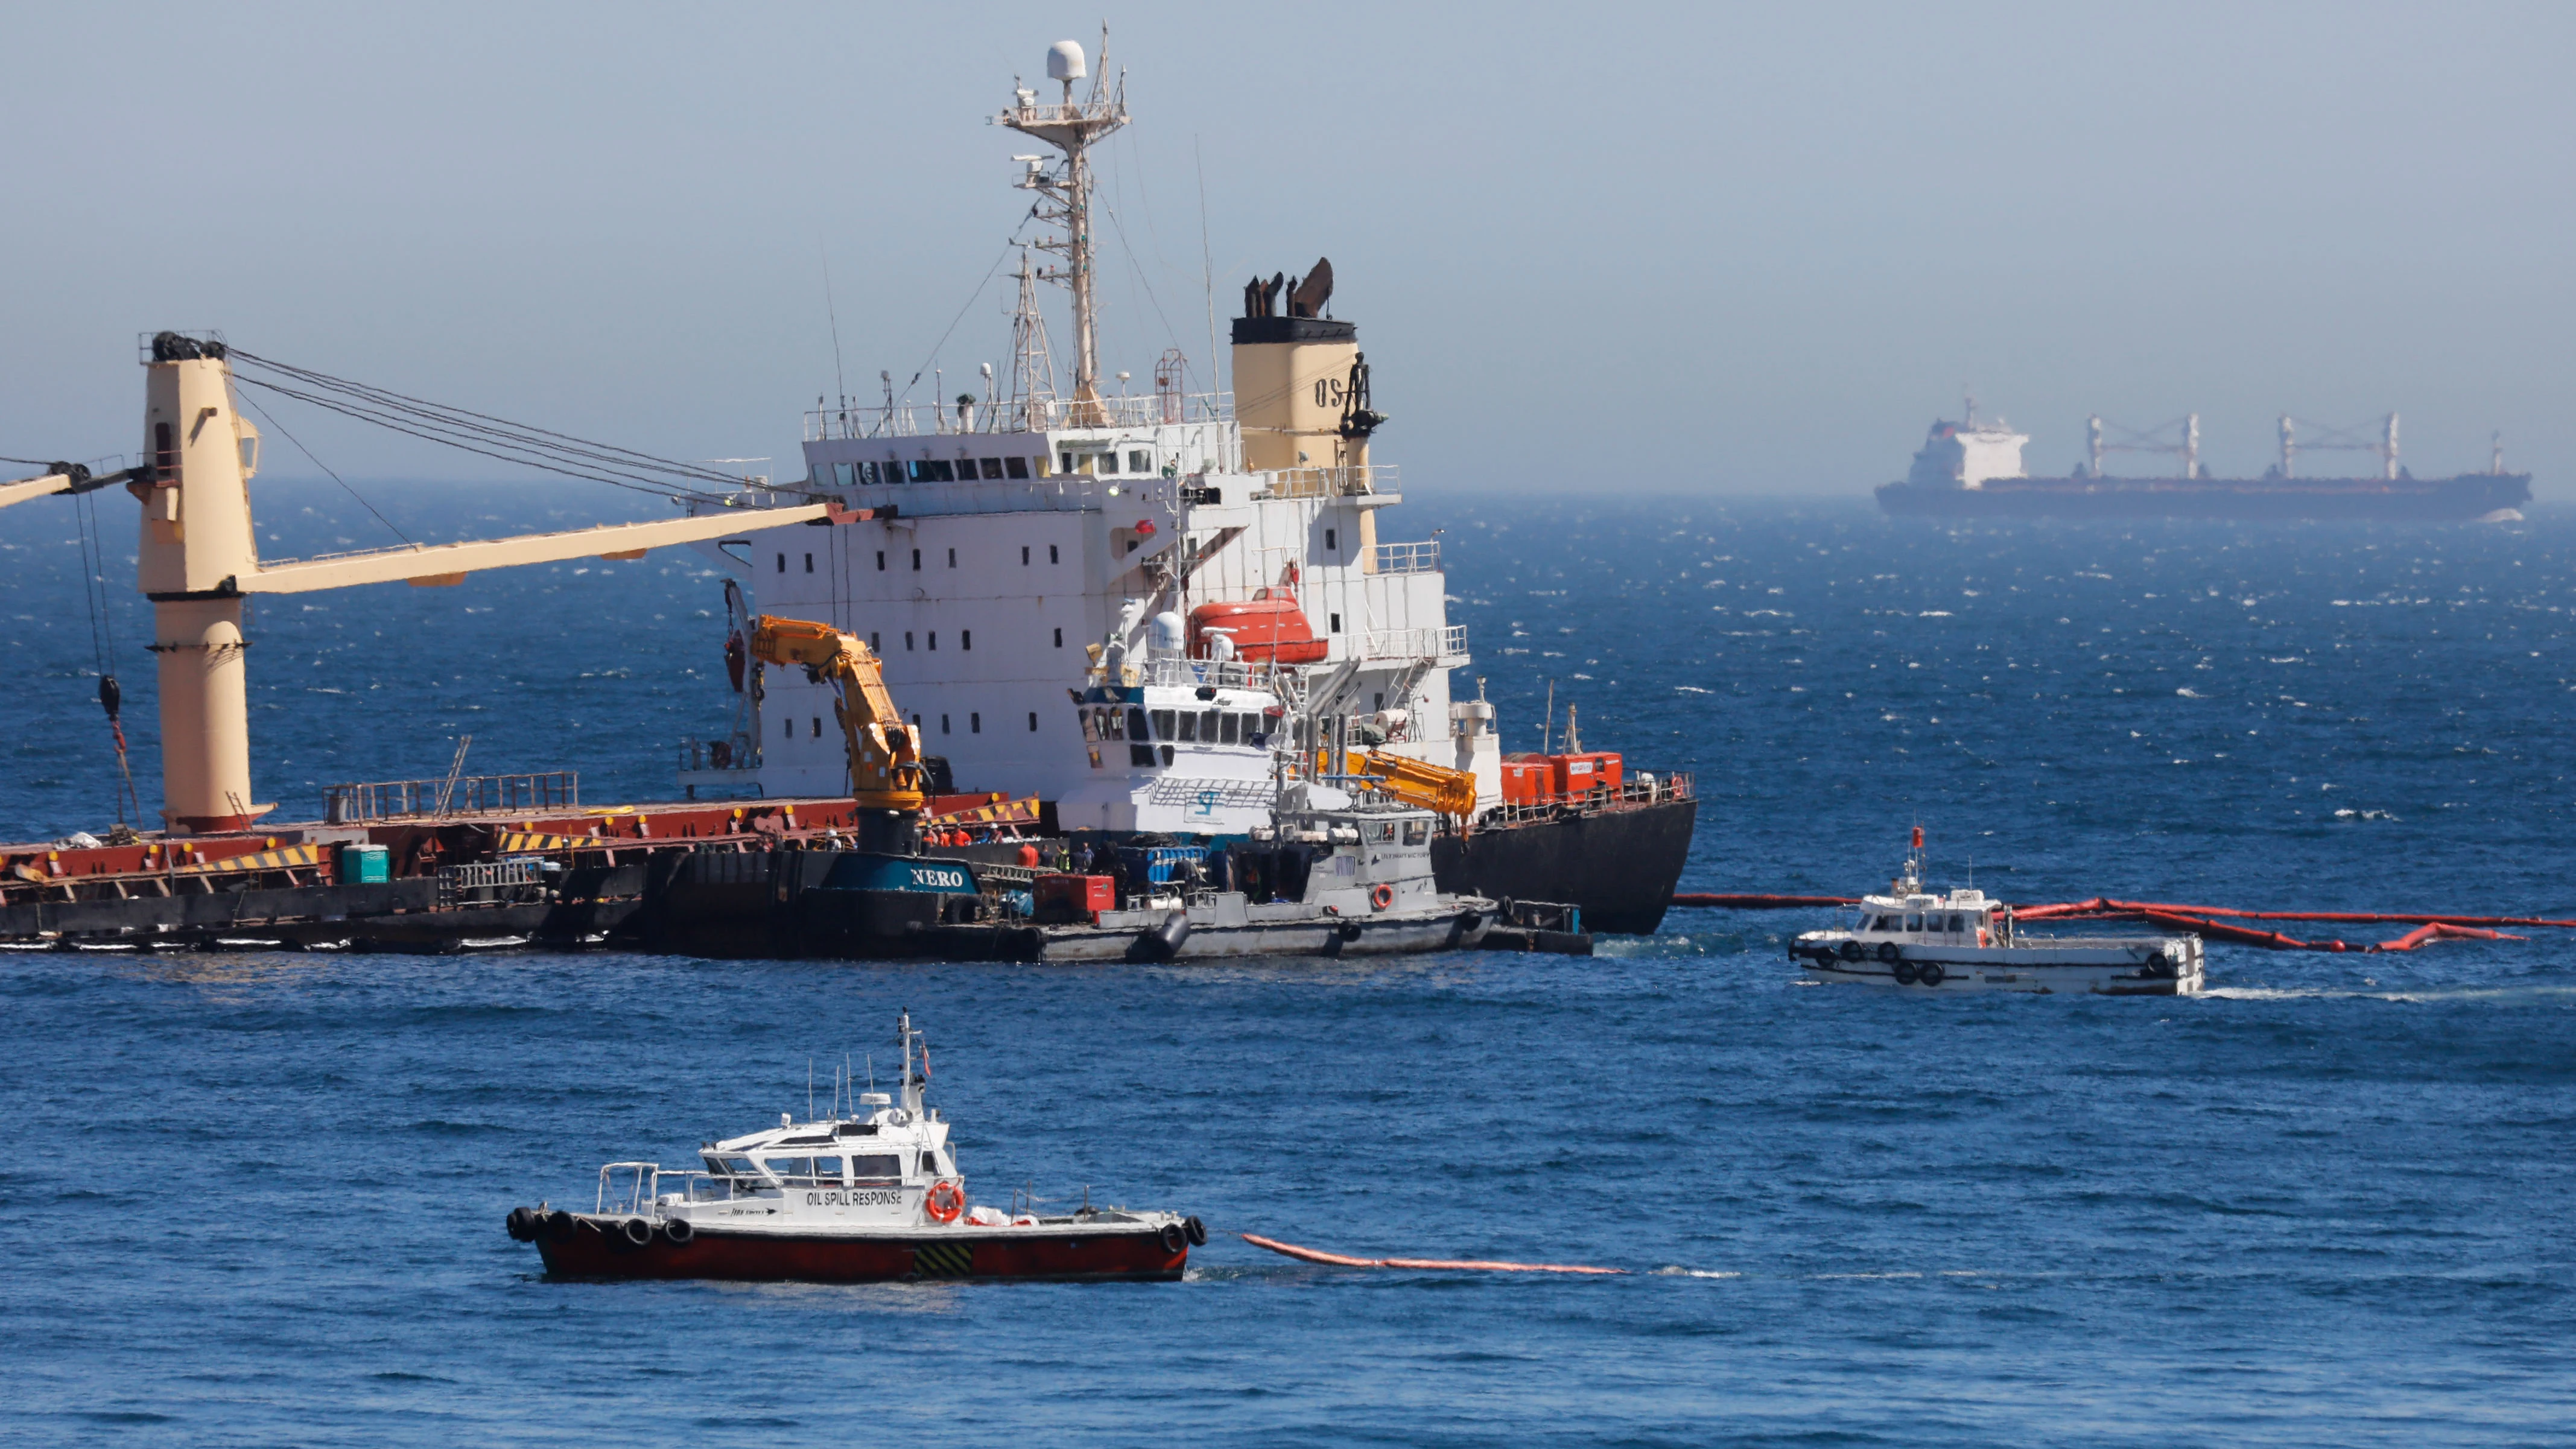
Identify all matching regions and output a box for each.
[997,28,1129,426]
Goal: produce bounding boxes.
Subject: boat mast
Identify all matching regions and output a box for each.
[999,31,1128,426]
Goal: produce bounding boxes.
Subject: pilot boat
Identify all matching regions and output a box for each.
[504,1013,1203,1281]
[1790,832,2204,996]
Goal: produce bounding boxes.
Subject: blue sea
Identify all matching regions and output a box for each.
[2,487,2571,1446]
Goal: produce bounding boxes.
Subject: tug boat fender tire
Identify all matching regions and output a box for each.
[1184,1215,1208,1246]
[661,1217,695,1245]
[1128,910,1192,963]
[1161,1222,1187,1252]
[1876,942,1902,964]
[1891,960,1920,986]
[1917,962,1946,987]
[616,1217,654,1249]
[545,1210,579,1242]
[506,1206,538,1241]
[1838,939,1865,962]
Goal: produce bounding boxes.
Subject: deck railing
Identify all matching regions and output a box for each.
[1371,540,1441,574]
[323,771,579,823]
[805,392,1232,440]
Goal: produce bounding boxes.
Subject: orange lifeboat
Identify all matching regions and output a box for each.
[1190,589,1326,665]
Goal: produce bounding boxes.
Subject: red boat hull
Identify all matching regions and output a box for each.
[533,1220,1187,1283]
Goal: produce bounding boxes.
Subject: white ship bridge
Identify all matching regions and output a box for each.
[676,36,1489,826]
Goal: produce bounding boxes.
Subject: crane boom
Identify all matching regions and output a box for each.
[1325,749,1479,821]
[749,614,928,812]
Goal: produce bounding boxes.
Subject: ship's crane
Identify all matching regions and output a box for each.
[747,614,930,833]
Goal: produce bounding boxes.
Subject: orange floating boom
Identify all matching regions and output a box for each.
[1240,1232,1626,1275]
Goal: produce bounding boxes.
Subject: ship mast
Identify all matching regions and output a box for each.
[998,31,1128,426]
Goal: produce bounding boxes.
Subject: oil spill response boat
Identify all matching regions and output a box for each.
[506,1013,1202,1282]
[1789,832,2204,995]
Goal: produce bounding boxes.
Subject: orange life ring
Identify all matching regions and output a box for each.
[1369,883,1394,912]
[924,1179,965,1223]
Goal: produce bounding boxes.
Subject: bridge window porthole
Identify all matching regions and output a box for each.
[1027,711,1038,732]
[905,632,915,650]
[928,632,937,650]
[941,715,951,735]
[876,551,886,571]
[969,712,980,733]
[1005,456,1030,479]
[783,718,792,739]
[804,553,814,573]
[811,718,822,738]
[1053,627,1062,647]
[1325,528,1337,551]
[1021,546,1030,565]
[871,632,881,652]
[947,547,956,567]
[1329,613,1342,633]
[912,548,921,571]
[960,630,971,650]
[776,553,786,573]
[1049,544,1059,564]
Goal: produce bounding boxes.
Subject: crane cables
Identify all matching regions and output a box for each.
[69,482,142,825]
[221,349,816,503]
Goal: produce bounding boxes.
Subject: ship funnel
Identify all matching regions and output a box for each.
[1047,39,1086,81]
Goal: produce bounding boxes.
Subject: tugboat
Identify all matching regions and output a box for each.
[504,1013,1203,1281]
[1789,831,2204,996]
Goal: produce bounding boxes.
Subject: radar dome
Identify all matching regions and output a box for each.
[1047,40,1086,82]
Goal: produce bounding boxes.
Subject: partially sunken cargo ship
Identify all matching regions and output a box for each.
[0,34,1694,953]
[1877,406,2531,521]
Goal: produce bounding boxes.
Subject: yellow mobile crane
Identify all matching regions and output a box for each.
[749,615,928,847]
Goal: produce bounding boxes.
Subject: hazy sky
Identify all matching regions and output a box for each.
[5,2,2569,505]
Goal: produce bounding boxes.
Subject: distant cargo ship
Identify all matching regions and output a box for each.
[1877,407,2531,521]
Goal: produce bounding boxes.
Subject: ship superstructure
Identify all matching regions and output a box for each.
[680,36,1480,834]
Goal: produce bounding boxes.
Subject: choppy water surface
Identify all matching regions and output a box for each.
[2,490,2571,1445]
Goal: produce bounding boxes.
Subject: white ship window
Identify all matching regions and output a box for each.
[714,1155,757,1179]
[1128,450,1149,472]
[876,551,886,571]
[804,553,814,573]
[1219,714,1239,745]
[941,715,951,734]
[1329,613,1342,633]
[1021,546,1030,565]
[1160,744,1175,767]
[928,632,937,650]
[970,712,980,734]
[1150,709,1176,739]
[1905,913,1922,931]
[1126,706,1147,740]
[1006,457,1030,479]
[1053,627,1063,647]
[1099,452,1121,474]
[918,1152,938,1177]
[1947,914,1965,933]
[1325,528,1337,551]
[783,719,792,740]
[904,632,915,651]
[980,458,1004,480]
[870,632,881,652]
[851,1154,900,1185]
[1200,708,1219,740]
[775,553,786,573]
[1049,544,1059,564]
[764,1156,813,1182]
[960,630,972,650]
[833,462,852,487]
[1176,713,1197,743]
[1368,822,1397,843]
[1027,712,1038,732]
[947,547,956,567]
[813,1155,845,1182]
[911,548,922,571]
[1403,820,1429,846]
[1131,743,1155,767]
[812,718,822,738]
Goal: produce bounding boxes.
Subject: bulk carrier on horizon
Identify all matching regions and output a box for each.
[1877,405,2532,521]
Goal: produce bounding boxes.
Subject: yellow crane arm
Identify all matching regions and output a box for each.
[1323,749,1480,820]
[749,614,927,811]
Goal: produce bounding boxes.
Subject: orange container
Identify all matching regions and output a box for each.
[1550,752,1623,796]
[1033,874,1115,922]
[1499,755,1552,804]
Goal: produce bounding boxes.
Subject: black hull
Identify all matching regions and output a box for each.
[1432,798,1698,935]
[1877,473,2530,521]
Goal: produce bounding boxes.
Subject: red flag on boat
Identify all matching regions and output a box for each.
[1912,826,1924,850]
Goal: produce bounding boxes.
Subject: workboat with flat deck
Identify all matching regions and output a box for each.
[506,1013,1202,1281]
[1789,832,2204,995]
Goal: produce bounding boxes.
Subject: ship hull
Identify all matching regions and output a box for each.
[1433,797,1699,935]
[533,1218,1185,1283]
[1877,473,2530,521]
